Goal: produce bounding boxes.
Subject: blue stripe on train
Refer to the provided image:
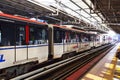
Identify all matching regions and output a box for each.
[0,44,48,50]
[0,54,5,62]
[0,43,78,50]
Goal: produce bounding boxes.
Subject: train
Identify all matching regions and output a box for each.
[0,13,110,79]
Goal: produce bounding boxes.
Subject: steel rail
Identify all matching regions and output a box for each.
[52,45,113,80]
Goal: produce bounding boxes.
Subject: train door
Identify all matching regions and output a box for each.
[0,21,16,68]
[15,24,28,62]
[53,27,64,58]
[80,33,85,50]
[75,33,80,52]
[69,31,78,52]
[95,35,100,47]
[64,30,71,53]
[92,35,96,47]
[80,33,89,50]
[77,33,82,52]
[89,35,95,48]
[28,24,48,63]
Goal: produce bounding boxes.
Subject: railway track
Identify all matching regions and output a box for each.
[11,44,114,80]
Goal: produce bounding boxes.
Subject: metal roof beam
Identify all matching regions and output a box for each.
[54,0,92,22]
[70,0,99,22]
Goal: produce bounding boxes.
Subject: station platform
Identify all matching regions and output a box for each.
[81,43,120,80]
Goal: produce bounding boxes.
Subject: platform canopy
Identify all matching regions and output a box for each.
[0,0,56,16]
[0,0,112,33]
[36,0,109,33]
[90,0,120,33]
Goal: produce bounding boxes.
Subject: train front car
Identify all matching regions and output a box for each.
[0,13,49,79]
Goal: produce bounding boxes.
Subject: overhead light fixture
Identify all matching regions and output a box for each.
[107,23,120,26]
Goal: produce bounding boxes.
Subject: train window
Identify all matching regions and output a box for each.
[84,37,88,42]
[96,38,99,41]
[41,29,46,40]
[76,34,79,42]
[29,26,48,45]
[0,22,16,46]
[90,36,94,41]
[54,29,62,43]
[29,27,34,44]
[65,32,70,43]
[96,36,100,41]
[16,27,26,45]
[103,36,105,41]
[70,32,78,43]
[77,34,81,42]
[65,32,67,42]
[86,35,91,42]
[81,34,88,42]
[56,31,60,40]
[81,34,85,42]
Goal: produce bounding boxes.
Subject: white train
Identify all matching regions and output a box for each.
[0,13,110,79]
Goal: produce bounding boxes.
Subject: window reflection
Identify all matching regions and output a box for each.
[0,22,16,46]
[16,27,26,45]
[29,26,48,45]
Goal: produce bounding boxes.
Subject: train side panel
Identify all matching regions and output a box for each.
[64,43,69,52]
[0,47,14,69]
[78,42,90,52]
[64,43,78,53]
[89,41,94,48]
[16,46,27,61]
[28,45,48,63]
[54,43,63,58]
